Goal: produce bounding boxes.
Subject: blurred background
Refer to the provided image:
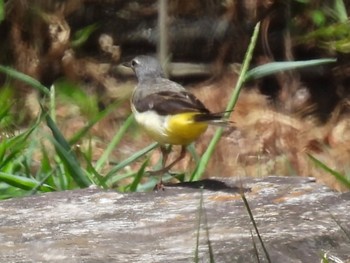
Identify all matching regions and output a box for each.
[0,0,350,196]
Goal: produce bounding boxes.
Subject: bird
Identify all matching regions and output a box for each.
[127,55,227,182]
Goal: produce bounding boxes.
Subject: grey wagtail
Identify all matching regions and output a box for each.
[127,55,227,177]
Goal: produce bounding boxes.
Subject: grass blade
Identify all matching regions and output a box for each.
[194,188,204,263]
[0,185,28,200]
[71,23,99,48]
[30,170,57,195]
[0,0,4,23]
[108,171,138,190]
[45,113,91,188]
[245,58,337,81]
[49,84,56,122]
[69,100,123,145]
[0,65,50,96]
[51,139,91,188]
[0,172,54,192]
[203,202,215,262]
[56,162,69,190]
[128,159,148,192]
[191,22,261,181]
[45,111,71,152]
[0,114,42,169]
[241,192,271,262]
[308,154,350,189]
[187,143,200,164]
[95,114,135,172]
[250,229,261,263]
[82,152,108,189]
[334,0,348,22]
[104,142,158,184]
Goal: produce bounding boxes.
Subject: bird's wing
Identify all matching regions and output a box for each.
[134,90,210,115]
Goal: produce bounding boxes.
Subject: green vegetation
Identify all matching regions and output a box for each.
[0,0,349,199]
[297,0,350,53]
[0,23,340,200]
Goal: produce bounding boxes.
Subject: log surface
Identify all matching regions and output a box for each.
[0,176,349,263]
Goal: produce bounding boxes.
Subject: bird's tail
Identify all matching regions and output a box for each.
[193,111,233,126]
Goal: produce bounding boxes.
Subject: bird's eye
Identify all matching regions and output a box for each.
[131,59,138,67]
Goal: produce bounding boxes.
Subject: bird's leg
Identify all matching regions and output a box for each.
[160,145,171,167]
[148,145,186,175]
[154,145,170,190]
[161,145,186,172]
[148,146,187,190]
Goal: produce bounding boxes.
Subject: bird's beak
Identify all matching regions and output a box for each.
[122,61,132,68]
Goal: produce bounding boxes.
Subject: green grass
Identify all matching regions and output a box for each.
[0,72,166,198]
[297,0,350,53]
[308,154,350,189]
[0,74,142,198]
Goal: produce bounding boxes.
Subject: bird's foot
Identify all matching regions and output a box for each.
[153,181,165,191]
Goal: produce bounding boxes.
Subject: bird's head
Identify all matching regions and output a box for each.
[127,55,165,81]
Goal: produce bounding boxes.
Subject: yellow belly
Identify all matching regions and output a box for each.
[132,108,208,145]
[165,113,208,145]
